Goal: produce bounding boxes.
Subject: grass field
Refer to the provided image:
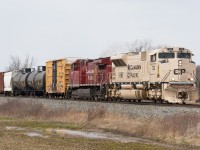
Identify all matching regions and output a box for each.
[0,100,199,150]
[0,117,173,150]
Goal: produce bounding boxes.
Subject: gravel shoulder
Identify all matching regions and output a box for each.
[1,96,200,118]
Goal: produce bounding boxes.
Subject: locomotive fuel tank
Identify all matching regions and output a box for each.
[118,89,147,100]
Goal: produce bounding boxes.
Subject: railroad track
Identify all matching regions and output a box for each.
[1,94,200,109]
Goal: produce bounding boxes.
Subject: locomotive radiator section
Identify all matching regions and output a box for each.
[108,47,199,104]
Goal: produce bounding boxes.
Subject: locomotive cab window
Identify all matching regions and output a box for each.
[158,53,175,59]
[150,54,156,62]
[71,63,78,71]
[98,64,106,70]
[177,53,191,59]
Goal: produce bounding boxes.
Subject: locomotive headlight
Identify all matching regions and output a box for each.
[178,60,182,66]
[171,78,175,81]
[188,77,194,81]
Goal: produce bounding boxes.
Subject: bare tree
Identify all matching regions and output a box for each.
[6,54,36,71]
[22,54,35,68]
[100,39,167,57]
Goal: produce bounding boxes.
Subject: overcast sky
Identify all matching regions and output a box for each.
[0,0,200,71]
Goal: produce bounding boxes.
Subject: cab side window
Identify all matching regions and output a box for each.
[151,54,156,62]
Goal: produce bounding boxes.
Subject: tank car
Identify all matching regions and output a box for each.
[4,71,18,96]
[68,58,112,99]
[107,47,198,104]
[12,68,34,96]
[27,66,46,96]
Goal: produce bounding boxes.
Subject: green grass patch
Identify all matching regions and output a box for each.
[63,138,171,150]
[6,120,82,130]
[0,116,13,120]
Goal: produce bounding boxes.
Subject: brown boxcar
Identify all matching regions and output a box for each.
[0,72,4,94]
[46,59,71,98]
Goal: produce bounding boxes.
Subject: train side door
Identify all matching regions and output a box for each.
[150,54,157,82]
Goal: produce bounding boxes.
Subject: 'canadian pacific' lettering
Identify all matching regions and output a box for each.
[128,64,141,70]
[127,72,138,78]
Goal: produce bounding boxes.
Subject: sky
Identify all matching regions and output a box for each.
[0,0,200,71]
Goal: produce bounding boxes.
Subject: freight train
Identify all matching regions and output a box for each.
[1,47,199,104]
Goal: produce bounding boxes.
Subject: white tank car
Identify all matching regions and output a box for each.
[4,71,18,96]
[107,47,198,104]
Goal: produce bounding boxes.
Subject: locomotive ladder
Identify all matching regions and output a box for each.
[193,74,200,102]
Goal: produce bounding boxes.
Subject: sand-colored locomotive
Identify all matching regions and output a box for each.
[107,47,198,103]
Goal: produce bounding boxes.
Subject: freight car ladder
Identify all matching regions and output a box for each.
[194,74,200,102]
[65,60,71,94]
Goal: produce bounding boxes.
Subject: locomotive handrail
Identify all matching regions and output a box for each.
[192,74,200,102]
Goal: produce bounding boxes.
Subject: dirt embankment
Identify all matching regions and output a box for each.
[0,99,200,149]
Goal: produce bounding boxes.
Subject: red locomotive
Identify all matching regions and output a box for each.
[68,57,112,99]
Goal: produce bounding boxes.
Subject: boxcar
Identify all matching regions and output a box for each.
[0,72,4,94]
[46,58,71,98]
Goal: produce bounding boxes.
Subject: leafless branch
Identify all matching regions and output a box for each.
[5,54,36,71]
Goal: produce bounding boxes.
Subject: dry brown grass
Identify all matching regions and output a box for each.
[0,100,200,147]
[87,106,106,121]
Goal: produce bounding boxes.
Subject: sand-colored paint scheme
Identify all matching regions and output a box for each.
[46,59,71,97]
[107,47,198,104]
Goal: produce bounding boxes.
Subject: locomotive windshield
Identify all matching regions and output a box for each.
[158,53,175,59]
[177,53,191,59]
